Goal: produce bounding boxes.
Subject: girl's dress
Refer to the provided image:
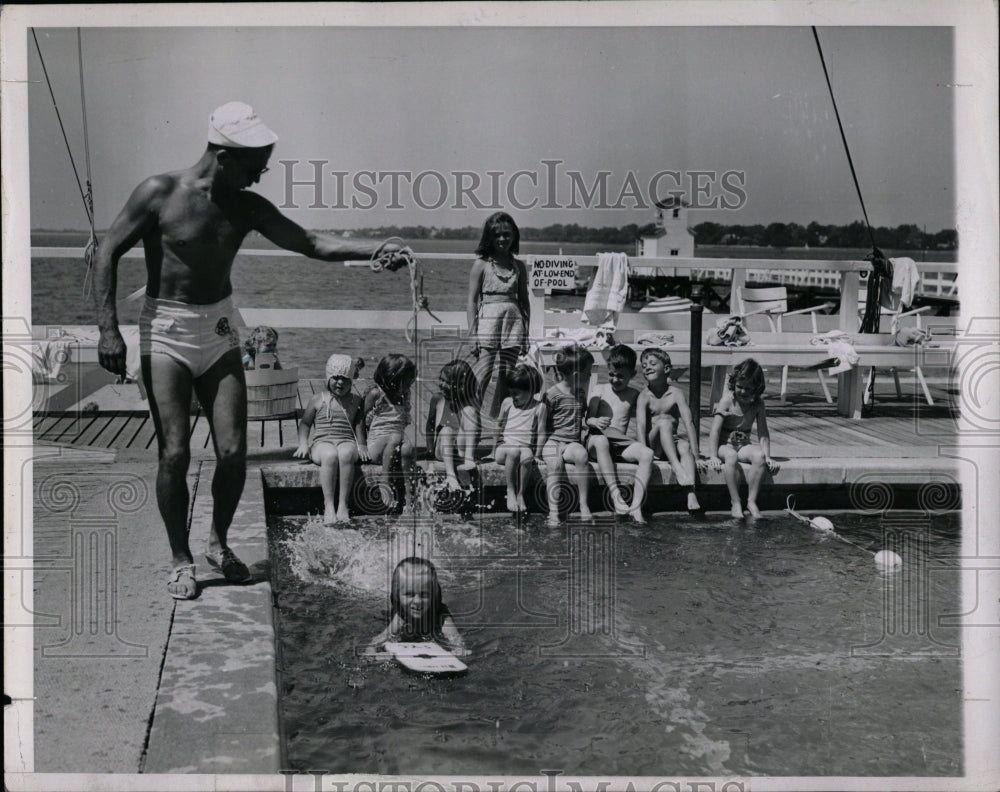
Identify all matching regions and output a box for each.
[475,258,526,350]
[310,393,359,452]
[367,387,411,443]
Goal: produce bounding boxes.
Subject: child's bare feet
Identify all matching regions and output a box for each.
[747,501,762,518]
[687,492,702,512]
[730,503,744,519]
[516,495,528,512]
[766,459,781,475]
[547,511,561,527]
[335,507,351,524]
[611,490,630,516]
[505,492,519,512]
[579,508,594,522]
[323,505,337,525]
[630,508,647,524]
[445,475,462,491]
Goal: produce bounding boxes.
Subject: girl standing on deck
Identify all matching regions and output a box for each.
[467,212,531,421]
[294,354,368,525]
[706,358,780,519]
[365,557,468,656]
[364,354,417,513]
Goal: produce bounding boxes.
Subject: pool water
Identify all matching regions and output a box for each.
[269,510,961,776]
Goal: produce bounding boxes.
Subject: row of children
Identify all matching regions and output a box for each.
[295,342,779,524]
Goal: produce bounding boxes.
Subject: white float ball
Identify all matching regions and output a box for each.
[874,550,903,568]
[809,516,835,532]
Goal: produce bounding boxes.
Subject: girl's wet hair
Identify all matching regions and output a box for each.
[505,362,543,394]
[374,354,416,398]
[553,344,594,379]
[728,358,766,397]
[438,358,479,410]
[390,556,445,631]
[639,347,672,368]
[475,211,521,257]
[607,344,637,371]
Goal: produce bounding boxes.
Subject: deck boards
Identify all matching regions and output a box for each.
[33,374,958,455]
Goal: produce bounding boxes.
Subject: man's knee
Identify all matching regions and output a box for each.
[215,442,247,469]
[159,443,191,472]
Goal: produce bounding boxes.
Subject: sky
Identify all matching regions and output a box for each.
[27,23,955,233]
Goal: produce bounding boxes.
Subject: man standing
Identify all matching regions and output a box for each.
[96,101,406,599]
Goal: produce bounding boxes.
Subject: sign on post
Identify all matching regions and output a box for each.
[530,258,579,294]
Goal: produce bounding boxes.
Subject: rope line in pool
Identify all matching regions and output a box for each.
[785,495,902,569]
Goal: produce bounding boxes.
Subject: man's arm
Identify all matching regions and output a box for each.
[245,193,398,261]
[95,176,166,374]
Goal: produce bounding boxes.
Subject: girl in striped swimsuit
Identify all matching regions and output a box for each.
[295,354,368,524]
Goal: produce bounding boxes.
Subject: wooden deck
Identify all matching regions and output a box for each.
[33,376,958,457]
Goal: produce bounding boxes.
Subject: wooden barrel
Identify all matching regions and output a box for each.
[245,367,299,419]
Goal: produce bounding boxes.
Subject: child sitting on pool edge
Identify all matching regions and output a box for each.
[425,358,481,491]
[365,557,469,657]
[294,354,368,525]
[364,353,417,512]
[585,344,654,523]
[542,344,594,525]
[637,348,702,513]
[492,362,548,513]
[706,357,780,519]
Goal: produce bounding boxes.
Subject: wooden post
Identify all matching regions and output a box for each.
[689,302,704,435]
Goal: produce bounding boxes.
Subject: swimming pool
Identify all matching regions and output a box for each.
[269,510,960,776]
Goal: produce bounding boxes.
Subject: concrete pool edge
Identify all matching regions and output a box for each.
[142,460,281,774]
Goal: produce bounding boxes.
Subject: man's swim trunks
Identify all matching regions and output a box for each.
[139,295,241,378]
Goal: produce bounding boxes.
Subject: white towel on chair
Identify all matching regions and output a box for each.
[889,256,920,309]
[581,252,629,328]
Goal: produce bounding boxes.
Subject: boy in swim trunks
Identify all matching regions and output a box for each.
[95,102,410,598]
[542,344,594,525]
[585,345,654,523]
[637,348,702,512]
[294,355,369,524]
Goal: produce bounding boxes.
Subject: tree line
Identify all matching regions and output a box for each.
[350,221,957,250]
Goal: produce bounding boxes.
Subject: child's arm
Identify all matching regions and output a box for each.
[293,397,319,458]
[353,396,369,462]
[439,614,470,656]
[459,404,480,464]
[533,402,549,459]
[424,395,439,459]
[754,401,776,469]
[585,389,611,431]
[515,258,531,340]
[467,259,485,344]
[493,400,511,456]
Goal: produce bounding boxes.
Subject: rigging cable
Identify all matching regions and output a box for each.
[31,29,99,298]
[811,26,886,334]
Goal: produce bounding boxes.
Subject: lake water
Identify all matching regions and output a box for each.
[270,509,960,776]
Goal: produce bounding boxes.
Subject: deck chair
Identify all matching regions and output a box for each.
[736,286,835,403]
[857,288,935,405]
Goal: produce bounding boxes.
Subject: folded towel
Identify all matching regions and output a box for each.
[635,332,677,346]
[825,339,859,375]
[581,252,629,328]
[541,327,614,349]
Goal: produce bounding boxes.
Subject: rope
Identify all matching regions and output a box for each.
[811,27,884,334]
[32,30,99,299]
[77,28,98,300]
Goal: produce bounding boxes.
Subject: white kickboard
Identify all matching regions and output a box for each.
[385,641,468,675]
